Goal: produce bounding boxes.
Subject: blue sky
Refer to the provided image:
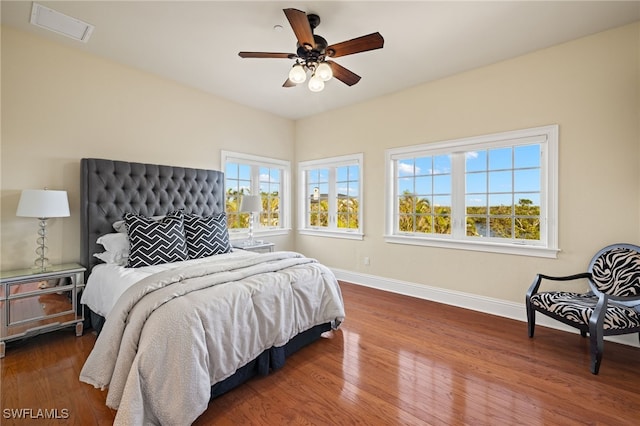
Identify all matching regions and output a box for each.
[397,144,541,207]
[225,163,281,195]
[307,166,359,197]
[228,145,540,206]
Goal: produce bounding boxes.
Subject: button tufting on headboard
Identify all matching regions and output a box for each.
[80,158,225,277]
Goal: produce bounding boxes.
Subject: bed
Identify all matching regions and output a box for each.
[77,158,345,425]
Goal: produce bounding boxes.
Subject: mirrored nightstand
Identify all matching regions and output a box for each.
[0,263,86,358]
[232,240,275,253]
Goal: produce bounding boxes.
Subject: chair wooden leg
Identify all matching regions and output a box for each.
[589,330,603,375]
[526,302,535,338]
[588,295,607,375]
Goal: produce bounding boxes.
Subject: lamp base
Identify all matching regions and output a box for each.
[247,212,256,246]
[33,257,50,272]
[34,217,50,272]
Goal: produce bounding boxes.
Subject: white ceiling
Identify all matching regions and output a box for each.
[2,1,639,120]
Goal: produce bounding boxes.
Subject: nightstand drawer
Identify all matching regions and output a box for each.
[5,276,69,296]
[7,287,74,326]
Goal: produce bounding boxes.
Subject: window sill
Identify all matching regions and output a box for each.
[384,235,559,258]
[299,229,364,240]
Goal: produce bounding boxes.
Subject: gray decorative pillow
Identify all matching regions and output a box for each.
[125,211,188,267]
[183,213,231,259]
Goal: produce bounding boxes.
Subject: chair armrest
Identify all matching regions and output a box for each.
[603,293,640,305]
[590,293,639,329]
[526,272,591,299]
[589,292,612,337]
[537,272,592,282]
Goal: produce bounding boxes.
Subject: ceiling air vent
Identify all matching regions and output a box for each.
[30,2,94,43]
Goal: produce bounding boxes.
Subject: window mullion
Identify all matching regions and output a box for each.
[250,165,260,196]
[328,167,337,229]
[250,165,261,230]
[451,152,465,239]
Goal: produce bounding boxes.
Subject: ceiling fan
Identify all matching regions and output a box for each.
[238,8,384,92]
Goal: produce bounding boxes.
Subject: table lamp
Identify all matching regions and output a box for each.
[16,189,70,271]
[240,195,262,246]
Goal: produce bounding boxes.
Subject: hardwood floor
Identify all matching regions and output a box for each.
[2,281,639,425]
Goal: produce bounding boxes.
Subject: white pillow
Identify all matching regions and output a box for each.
[97,233,129,253]
[94,233,129,265]
[112,220,127,233]
[93,250,128,266]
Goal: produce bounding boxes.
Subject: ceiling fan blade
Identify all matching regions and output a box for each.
[326,32,384,58]
[328,61,361,86]
[283,78,297,88]
[238,52,295,59]
[284,8,315,50]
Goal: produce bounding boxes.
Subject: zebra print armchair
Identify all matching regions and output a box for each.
[526,243,640,374]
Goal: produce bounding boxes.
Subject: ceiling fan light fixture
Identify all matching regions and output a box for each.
[239,9,384,91]
[316,61,333,82]
[308,74,325,92]
[289,63,307,84]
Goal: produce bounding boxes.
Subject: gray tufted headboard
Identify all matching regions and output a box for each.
[80,158,225,275]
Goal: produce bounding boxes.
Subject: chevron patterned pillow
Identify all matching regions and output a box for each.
[125,211,189,267]
[183,213,231,259]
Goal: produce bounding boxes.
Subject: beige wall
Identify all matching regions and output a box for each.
[295,22,640,304]
[0,26,295,270]
[2,23,639,308]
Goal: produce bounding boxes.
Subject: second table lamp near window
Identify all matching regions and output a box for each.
[240,195,262,246]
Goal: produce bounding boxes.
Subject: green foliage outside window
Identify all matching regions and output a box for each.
[226,188,280,229]
[308,197,359,229]
[397,192,450,234]
[466,198,540,240]
[397,191,540,240]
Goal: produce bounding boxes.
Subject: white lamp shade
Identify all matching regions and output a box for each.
[308,74,325,92]
[316,62,333,81]
[16,189,70,218]
[288,63,307,84]
[240,195,262,213]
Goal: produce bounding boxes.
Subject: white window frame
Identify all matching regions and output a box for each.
[298,153,364,240]
[384,125,559,258]
[221,150,291,239]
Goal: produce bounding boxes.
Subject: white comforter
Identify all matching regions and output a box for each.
[79,251,345,425]
[81,249,257,317]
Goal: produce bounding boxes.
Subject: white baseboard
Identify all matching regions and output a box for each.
[332,268,639,348]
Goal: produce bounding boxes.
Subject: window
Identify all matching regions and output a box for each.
[385,125,558,258]
[298,153,363,239]
[221,151,291,237]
